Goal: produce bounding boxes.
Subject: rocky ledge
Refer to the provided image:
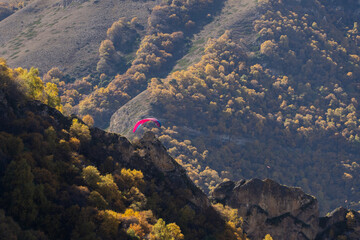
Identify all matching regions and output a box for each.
[212,178,319,240]
[212,179,360,240]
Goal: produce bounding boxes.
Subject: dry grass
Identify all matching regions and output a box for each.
[0,0,258,79]
[0,0,161,78]
[172,0,258,72]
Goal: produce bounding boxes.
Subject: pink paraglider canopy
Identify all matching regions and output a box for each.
[133,118,161,133]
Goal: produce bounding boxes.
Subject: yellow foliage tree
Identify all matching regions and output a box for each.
[82,114,95,127]
[263,234,273,240]
[70,119,91,142]
[150,218,184,240]
[260,40,278,56]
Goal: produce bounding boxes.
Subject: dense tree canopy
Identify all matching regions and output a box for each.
[144,0,360,213]
[0,61,247,239]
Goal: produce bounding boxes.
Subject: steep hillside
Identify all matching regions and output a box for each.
[2,60,360,240]
[109,0,360,214]
[71,0,226,128]
[109,90,156,136]
[2,0,359,218]
[0,0,160,77]
[0,61,248,240]
[172,0,257,72]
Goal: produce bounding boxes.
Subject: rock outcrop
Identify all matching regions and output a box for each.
[212,179,360,240]
[212,178,319,240]
[316,207,360,240]
[85,129,211,211]
[136,131,211,209]
[109,90,157,136]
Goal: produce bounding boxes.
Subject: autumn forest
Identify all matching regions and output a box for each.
[0,0,360,239]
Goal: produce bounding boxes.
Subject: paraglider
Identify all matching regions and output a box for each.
[133,118,161,133]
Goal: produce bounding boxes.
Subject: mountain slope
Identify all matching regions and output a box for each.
[109,0,360,214]
[171,0,257,72]
[0,0,160,77]
[2,58,360,240]
[2,0,360,218]
[0,61,247,240]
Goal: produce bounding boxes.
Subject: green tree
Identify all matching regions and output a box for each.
[45,82,62,111]
[82,166,101,189]
[107,18,138,52]
[70,119,91,142]
[2,158,38,226]
[98,210,121,238]
[15,67,45,101]
[71,207,98,240]
[150,218,184,240]
[97,174,121,202]
[88,191,108,209]
[96,40,124,75]
[0,132,24,157]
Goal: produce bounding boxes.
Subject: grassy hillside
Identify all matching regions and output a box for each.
[171,0,257,72]
[0,0,161,78]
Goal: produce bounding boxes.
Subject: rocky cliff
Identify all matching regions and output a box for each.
[212,179,360,240]
[212,179,319,240]
[87,129,213,214]
[109,90,156,136]
[317,207,360,240]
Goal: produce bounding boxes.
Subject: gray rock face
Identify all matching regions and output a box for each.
[212,178,319,240]
[138,131,177,172]
[109,90,157,136]
[316,207,360,240]
[211,180,235,203]
[87,129,211,213]
[136,131,211,209]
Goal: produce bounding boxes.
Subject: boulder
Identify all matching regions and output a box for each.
[212,178,319,240]
[316,207,360,240]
